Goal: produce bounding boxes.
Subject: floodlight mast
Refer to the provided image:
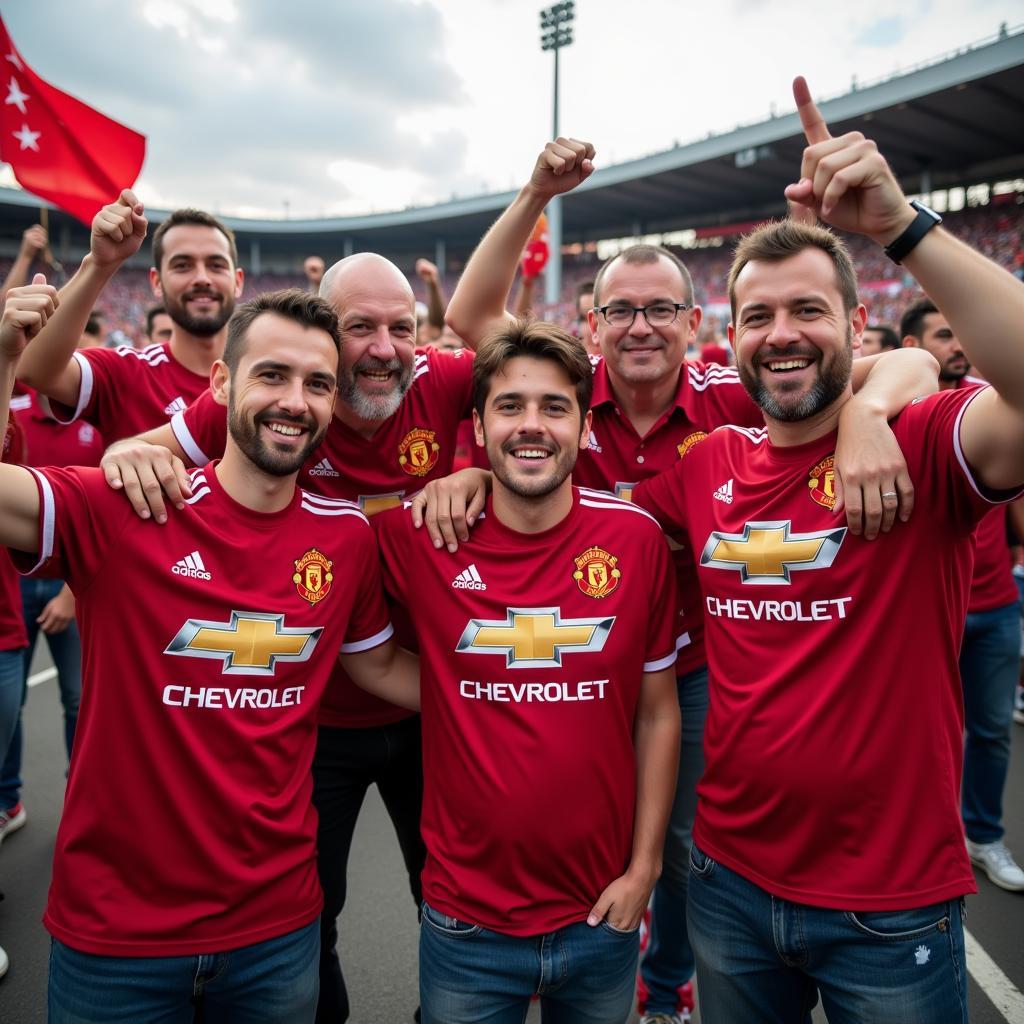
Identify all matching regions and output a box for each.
[539,1,574,308]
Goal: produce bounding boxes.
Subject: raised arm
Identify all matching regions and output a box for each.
[0,225,48,304]
[16,190,147,406]
[786,76,1024,492]
[415,259,448,331]
[0,276,59,553]
[445,138,594,348]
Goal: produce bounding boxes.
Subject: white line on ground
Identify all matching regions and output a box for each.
[26,666,56,688]
[966,926,1024,1022]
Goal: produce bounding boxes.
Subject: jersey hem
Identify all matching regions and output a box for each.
[424,892,594,938]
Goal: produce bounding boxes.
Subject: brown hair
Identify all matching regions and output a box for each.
[223,289,341,374]
[727,220,859,317]
[152,208,238,271]
[593,245,694,306]
[472,318,593,420]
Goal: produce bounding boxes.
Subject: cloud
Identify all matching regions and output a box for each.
[855,16,910,47]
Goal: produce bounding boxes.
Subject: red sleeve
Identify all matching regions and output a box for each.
[423,346,475,420]
[642,524,678,670]
[632,450,693,540]
[371,505,413,609]
[339,522,394,652]
[171,389,227,467]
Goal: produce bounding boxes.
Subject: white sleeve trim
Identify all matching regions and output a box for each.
[49,351,92,425]
[171,410,212,467]
[644,650,679,673]
[340,622,394,654]
[952,386,1024,504]
[17,468,55,574]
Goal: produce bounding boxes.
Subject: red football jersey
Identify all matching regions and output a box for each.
[573,357,761,675]
[172,346,475,728]
[14,464,391,955]
[1,416,27,651]
[52,343,210,442]
[375,488,677,936]
[634,388,1018,910]
[11,386,104,468]
[968,506,1018,613]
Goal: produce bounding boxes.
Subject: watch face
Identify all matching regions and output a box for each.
[911,199,942,223]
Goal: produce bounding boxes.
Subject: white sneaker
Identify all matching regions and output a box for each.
[1013,685,1024,726]
[0,943,8,979]
[640,1015,690,1024]
[0,803,26,848]
[967,839,1024,891]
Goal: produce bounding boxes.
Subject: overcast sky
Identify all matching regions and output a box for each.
[2,0,1020,220]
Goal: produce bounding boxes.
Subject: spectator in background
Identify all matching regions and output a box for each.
[145,305,173,346]
[0,225,49,304]
[304,255,325,294]
[79,313,104,349]
[859,323,900,358]
[574,279,597,353]
[415,258,447,343]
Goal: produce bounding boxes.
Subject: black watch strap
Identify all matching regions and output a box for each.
[884,201,942,265]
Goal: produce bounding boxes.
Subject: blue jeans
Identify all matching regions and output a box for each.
[419,901,639,1024]
[0,648,25,769]
[960,600,1022,843]
[48,919,319,1023]
[640,665,708,1012]
[0,577,81,808]
[686,844,968,1024]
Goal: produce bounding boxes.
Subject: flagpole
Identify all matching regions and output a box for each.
[37,206,64,279]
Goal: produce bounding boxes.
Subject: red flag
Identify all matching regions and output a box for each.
[0,15,145,225]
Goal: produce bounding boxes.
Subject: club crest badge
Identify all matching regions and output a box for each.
[573,547,621,599]
[293,548,334,605]
[677,431,708,459]
[398,427,440,477]
[807,455,837,510]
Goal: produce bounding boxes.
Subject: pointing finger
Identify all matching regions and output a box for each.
[793,76,831,145]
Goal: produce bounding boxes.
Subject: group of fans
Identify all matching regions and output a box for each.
[0,76,1022,1024]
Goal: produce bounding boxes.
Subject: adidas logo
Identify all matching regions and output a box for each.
[452,564,487,591]
[309,457,340,478]
[172,550,212,581]
[163,396,187,416]
[587,430,603,454]
[713,479,734,504]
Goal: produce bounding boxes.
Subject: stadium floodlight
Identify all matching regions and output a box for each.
[539,1,576,307]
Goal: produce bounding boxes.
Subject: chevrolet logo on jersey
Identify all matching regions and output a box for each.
[700,521,846,584]
[165,611,323,676]
[456,607,615,669]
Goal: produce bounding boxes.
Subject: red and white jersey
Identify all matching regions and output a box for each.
[172,346,475,728]
[573,357,761,675]
[13,464,391,955]
[634,387,1021,910]
[1,417,27,651]
[375,488,677,936]
[11,385,104,468]
[53,342,210,442]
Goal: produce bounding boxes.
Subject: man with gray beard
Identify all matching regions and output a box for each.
[101,250,476,1023]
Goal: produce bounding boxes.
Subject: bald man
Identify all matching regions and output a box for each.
[102,252,476,1022]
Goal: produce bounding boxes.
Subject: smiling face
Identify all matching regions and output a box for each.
[475,355,590,501]
[324,256,417,422]
[905,312,967,385]
[222,312,338,476]
[729,247,865,424]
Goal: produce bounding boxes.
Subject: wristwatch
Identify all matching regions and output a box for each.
[883,200,942,265]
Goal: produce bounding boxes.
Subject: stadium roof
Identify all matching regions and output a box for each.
[2,25,1023,268]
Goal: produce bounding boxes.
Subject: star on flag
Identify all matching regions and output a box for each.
[5,76,27,114]
[4,50,22,72]
[12,122,39,151]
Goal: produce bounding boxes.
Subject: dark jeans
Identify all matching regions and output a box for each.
[312,716,426,1023]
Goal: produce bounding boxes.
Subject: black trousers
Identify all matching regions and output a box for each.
[311,716,426,1023]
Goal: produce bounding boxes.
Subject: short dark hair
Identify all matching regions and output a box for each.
[593,246,694,306]
[223,289,341,376]
[576,279,595,300]
[864,323,900,350]
[728,220,859,318]
[472,317,593,421]
[899,298,939,342]
[145,305,167,336]
[151,208,238,271]
[83,313,102,337]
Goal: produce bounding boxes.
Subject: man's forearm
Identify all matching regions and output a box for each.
[847,347,938,419]
[426,277,447,330]
[445,186,547,347]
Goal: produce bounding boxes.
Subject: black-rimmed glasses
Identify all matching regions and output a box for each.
[593,302,690,328]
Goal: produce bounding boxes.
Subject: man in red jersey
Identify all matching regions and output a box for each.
[361,320,680,1023]
[626,79,1024,1022]
[17,190,244,441]
[101,250,474,1023]
[0,282,417,1022]
[440,137,935,1024]
[900,297,1024,891]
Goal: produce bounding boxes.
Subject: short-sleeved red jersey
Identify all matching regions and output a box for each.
[573,357,761,675]
[14,464,391,955]
[11,386,104,468]
[53,343,210,442]
[968,506,1018,613]
[375,488,677,936]
[1,416,27,651]
[634,387,1021,910]
[172,346,475,728]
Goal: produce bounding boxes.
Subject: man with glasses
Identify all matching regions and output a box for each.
[442,138,935,1024]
